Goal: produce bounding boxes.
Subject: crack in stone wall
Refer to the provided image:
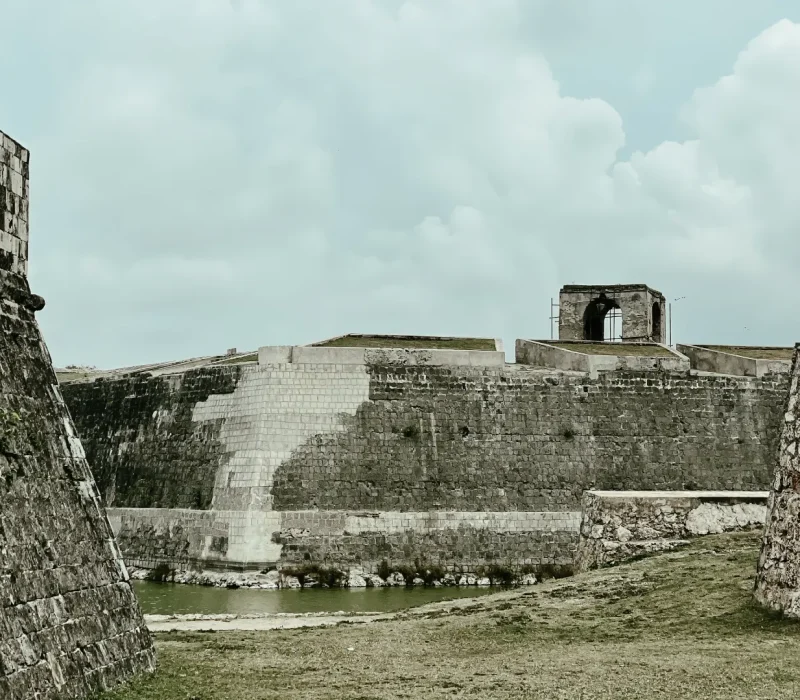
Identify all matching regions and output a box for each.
[755,345,800,617]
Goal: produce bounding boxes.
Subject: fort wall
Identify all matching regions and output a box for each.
[576,490,768,571]
[0,129,154,699]
[61,345,788,576]
[754,345,800,617]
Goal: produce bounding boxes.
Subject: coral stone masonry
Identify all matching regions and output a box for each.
[0,130,155,699]
[754,345,800,617]
[60,340,788,580]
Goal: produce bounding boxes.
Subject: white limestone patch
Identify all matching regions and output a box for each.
[684,502,766,536]
[192,363,371,513]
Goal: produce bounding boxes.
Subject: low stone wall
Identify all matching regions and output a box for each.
[678,344,791,378]
[258,344,507,368]
[575,490,768,571]
[515,339,689,377]
[108,507,580,578]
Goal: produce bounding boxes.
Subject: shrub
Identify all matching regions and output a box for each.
[281,564,346,588]
[145,563,175,583]
[377,559,391,581]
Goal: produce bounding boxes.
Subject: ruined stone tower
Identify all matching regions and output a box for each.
[558,284,667,344]
[0,130,155,698]
[754,344,800,617]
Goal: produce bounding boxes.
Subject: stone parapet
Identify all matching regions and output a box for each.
[0,129,29,277]
[678,344,792,378]
[576,490,768,572]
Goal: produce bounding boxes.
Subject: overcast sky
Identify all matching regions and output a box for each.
[2,1,799,368]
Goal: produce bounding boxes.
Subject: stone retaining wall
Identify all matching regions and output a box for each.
[576,490,768,571]
[755,345,800,617]
[108,507,579,574]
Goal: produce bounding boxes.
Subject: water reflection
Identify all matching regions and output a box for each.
[132,581,495,616]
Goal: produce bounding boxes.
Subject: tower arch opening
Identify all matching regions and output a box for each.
[583,294,621,342]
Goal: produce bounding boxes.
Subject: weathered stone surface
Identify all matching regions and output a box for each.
[64,368,242,509]
[0,129,154,699]
[558,284,666,343]
[576,490,768,571]
[61,346,786,576]
[755,345,800,617]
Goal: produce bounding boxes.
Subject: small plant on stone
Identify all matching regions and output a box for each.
[401,424,420,440]
[377,559,391,581]
[537,563,574,581]
[145,563,175,583]
[0,407,23,455]
[282,564,346,588]
[478,564,516,587]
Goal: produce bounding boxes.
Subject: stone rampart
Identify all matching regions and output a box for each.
[678,344,792,378]
[754,345,800,617]
[576,490,768,571]
[0,129,154,699]
[61,345,787,577]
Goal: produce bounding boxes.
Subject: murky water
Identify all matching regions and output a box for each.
[132,581,495,615]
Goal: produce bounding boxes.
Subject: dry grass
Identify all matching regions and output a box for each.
[549,341,675,357]
[212,353,258,365]
[99,532,800,700]
[702,346,794,361]
[312,335,497,351]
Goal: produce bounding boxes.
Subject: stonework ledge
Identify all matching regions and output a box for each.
[576,490,769,572]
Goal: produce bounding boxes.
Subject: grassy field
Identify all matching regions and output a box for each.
[99,532,799,700]
[311,335,497,350]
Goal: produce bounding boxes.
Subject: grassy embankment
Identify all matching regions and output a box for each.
[98,531,800,700]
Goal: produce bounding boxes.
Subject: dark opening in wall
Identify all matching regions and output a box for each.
[652,302,662,341]
[583,294,621,342]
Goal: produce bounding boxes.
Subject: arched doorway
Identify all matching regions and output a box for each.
[652,302,662,341]
[583,295,622,342]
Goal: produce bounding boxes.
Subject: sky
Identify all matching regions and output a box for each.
[1,0,799,368]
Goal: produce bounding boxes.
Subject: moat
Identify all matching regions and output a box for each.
[132,581,496,615]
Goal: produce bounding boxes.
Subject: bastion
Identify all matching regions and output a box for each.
[0,129,154,699]
[754,345,800,617]
[58,326,790,582]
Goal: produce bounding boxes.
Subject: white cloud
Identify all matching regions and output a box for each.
[3,2,798,364]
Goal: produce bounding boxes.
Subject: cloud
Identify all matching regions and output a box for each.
[3,2,798,365]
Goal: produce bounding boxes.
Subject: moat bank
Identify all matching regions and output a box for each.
[99,533,800,700]
[132,580,495,615]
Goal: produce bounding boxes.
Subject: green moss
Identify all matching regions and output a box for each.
[0,407,22,454]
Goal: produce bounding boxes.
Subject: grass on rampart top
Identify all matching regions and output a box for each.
[99,531,799,700]
[702,345,794,360]
[312,335,497,350]
[212,352,259,365]
[548,341,675,357]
